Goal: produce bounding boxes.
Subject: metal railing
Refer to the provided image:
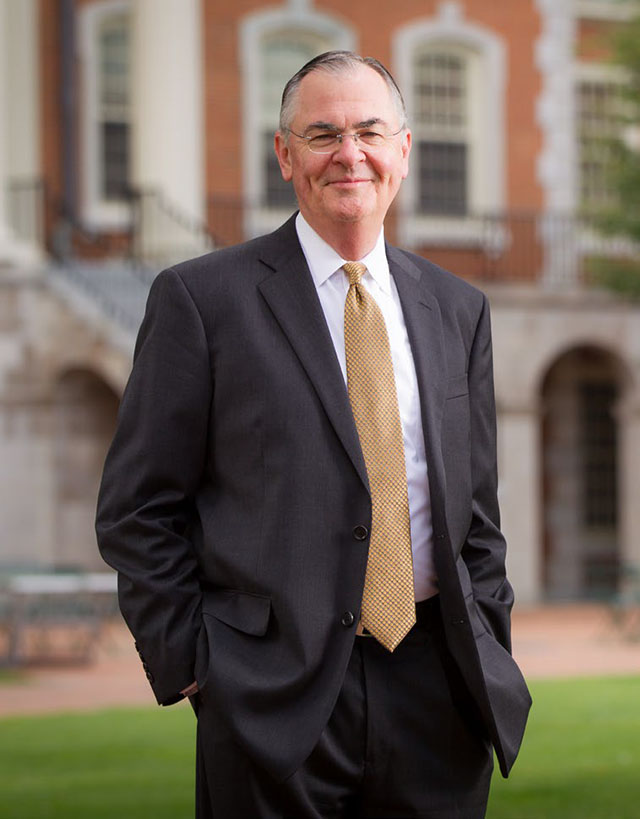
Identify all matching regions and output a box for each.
[131,187,217,270]
[7,178,639,300]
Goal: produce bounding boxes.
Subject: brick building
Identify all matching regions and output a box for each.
[1,0,639,604]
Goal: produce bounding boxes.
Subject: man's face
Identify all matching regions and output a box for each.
[274,64,411,243]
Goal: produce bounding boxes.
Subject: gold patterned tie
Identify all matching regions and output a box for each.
[343,262,415,651]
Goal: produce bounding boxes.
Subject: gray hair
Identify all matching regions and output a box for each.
[279,50,407,134]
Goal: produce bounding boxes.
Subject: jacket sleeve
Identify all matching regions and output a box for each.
[95,268,211,703]
[462,294,514,653]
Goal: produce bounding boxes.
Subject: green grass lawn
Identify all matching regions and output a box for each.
[0,676,638,818]
[488,676,640,818]
[0,704,196,818]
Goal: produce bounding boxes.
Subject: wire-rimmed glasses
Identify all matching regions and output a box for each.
[287,127,404,154]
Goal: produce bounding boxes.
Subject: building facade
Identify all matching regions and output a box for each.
[1,0,639,603]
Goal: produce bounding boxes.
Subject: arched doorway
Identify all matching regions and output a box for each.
[541,345,624,600]
[52,369,119,571]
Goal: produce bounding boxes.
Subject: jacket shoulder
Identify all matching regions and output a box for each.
[394,247,486,306]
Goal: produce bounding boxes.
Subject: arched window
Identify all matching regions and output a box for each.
[260,32,331,209]
[79,1,132,229]
[412,46,475,215]
[394,12,505,248]
[97,12,130,201]
[240,9,355,237]
[541,346,622,600]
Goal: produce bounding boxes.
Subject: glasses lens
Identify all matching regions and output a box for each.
[303,130,392,153]
[358,131,386,148]
[308,134,339,153]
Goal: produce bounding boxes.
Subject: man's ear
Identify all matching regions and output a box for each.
[401,128,412,180]
[274,132,293,182]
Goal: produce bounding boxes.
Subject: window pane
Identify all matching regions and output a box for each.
[413,49,470,215]
[414,52,467,135]
[99,15,130,118]
[580,382,617,527]
[98,13,130,202]
[102,122,129,200]
[263,131,296,208]
[418,141,467,215]
[578,80,625,211]
[261,37,322,124]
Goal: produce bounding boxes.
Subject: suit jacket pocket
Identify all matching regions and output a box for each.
[201,588,272,636]
[446,372,468,400]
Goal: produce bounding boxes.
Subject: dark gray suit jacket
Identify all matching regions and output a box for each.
[96,214,531,782]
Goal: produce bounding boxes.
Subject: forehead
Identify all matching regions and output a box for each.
[293,64,397,127]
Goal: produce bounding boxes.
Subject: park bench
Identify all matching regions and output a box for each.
[0,572,119,667]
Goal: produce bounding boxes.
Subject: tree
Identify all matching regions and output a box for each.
[588,5,640,297]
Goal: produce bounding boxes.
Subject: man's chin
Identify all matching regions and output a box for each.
[326,196,372,223]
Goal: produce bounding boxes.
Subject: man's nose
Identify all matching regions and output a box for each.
[332,133,366,164]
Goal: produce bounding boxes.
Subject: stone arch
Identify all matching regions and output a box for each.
[533,335,634,400]
[539,343,630,600]
[51,367,119,571]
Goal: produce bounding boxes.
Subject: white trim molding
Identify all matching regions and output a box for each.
[240,7,356,238]
[534,0,579,285]
[393,2,507,249]
[534,0,577,213]
[577,0,637,21]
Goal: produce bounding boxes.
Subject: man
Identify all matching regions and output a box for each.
[96,51,531,817]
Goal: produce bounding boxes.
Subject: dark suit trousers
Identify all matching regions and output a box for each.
[194,597,493,818]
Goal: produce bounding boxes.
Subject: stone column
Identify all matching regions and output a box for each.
[497,403,543,605]
[534,0,578,287]
[0,0,42,266]
[131,0,206,263]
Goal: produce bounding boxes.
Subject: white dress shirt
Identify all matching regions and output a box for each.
[296,213,437,600]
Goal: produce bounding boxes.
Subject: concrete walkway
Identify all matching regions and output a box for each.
[0,604,638,718]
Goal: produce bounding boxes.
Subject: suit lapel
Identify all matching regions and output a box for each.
[257,219,369,490]
[387,246,447,481]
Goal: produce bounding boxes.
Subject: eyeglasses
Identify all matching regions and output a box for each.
[287,127,404,154]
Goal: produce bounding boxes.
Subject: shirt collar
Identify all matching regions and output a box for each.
[295,212,391,295]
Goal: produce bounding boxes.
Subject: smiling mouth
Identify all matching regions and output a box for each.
[327,178,372,187]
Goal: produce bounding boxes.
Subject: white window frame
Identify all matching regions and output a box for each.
[393,7,506,249]
[240,8,355,239]
[78,0,131,231]
[411,44,479,217]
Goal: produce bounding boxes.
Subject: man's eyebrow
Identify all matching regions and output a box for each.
[305,121,340,133]
[355,118,387,129]
[304,118,388,133]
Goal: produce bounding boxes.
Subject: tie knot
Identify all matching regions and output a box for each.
[343,262,367,286]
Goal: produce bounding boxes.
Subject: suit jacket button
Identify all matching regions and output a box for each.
[341,611,355,627]
[145,671,154,682]
[352,525,368,541]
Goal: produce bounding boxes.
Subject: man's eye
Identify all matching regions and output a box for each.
[358,131,385,146]
[309,133,338,148]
